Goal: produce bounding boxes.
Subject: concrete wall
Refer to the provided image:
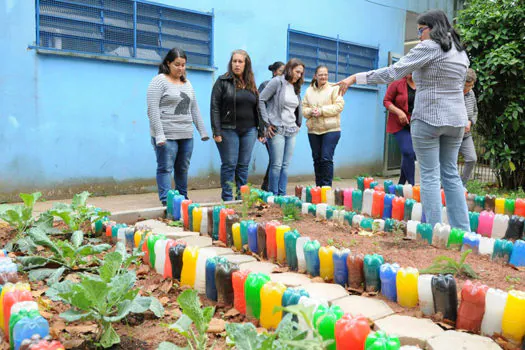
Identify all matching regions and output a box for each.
[0,0,412,201]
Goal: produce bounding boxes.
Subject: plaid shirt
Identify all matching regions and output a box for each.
[357,39,470,128]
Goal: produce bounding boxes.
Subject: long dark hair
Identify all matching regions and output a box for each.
[310,65,328,87]
[158,48,187,82]
[268,61,285,77]
[417,9,464,52]
[227,49,258,94]
[284,58,305,94]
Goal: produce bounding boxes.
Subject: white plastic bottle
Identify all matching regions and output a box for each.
[481,288,508,336]
[432,223,451,249]
[406,220,419,240]
[301,187,306,202]
[296,236,311,272]
[317,203,328,219]
[362,189,373,216]
[479,237,495,256]
[326,189,335,206]
[194,247,217,294]
[492,214,509,239]
[298,296,329,339]
[442,207,449,225]
[403,184,413,199]
[154,238,169,275]
[200,207,208,235]
[352,214,364,228]
[418,274,434,316]
[411,203,422,221]
[302,202,311,215]
[373,219,385,232]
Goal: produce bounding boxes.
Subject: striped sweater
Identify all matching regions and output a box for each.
[147,74,209,145]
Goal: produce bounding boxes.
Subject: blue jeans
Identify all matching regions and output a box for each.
[152,137,193,203]
[393,128,416,185]
[268,133,297,195]
[308,132,341,187]
[216,128,257,201]
[411,120,470,231]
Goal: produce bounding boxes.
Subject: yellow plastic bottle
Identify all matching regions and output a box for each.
[502,290,525,343]
[232,223,242,250]
[495,198,505,214]
[396,267,419,308]
[319,246,336,281]
[276,225,290,264]
[133,230,143,248]
[180,246,200,287]
[321,186,331,203]
[260,281,287,329]
[193,207,202,233]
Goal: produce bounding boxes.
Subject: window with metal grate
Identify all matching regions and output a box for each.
[287,29,378,82]
[35,0,213,67]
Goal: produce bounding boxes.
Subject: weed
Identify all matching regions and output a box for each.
[282,203,301,223]
[168,220,183,227]
[420,249,478,279]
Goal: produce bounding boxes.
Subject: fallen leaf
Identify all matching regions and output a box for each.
[272,266,289,274]
[223,308,240,318]
[64,273,80,283]
[62,339,85,349]
[137,264,151,276]
[310,277,325,283]
[67,324,98,335]
[158,280,173,294]
[214,241,227,248]
[144,283,159,294]
[40,310,53,319]
[36,245,46,252]
[207,318,226,333]
[159,297,170,305]
[31,289,46,298]
[358,230,373,236]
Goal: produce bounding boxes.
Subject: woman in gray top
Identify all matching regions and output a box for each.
[337,10,470,231]
[147,48,209,204]
[259,58,305,195]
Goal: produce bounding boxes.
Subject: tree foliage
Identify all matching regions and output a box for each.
[456,0,525,189]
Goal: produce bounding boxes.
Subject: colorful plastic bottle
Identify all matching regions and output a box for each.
[245,273,271,319]
[3,289,32,338]
[232,222,242,250]
[365,331,401,350]
[468,211,479,233]
[418,274,434,316]
[232,270,251,314]
[396,267,419,308]
[466,193,476,211]
[205,256,226,301]
[206,207,213,237]
[304,240,321,277]
[510,240,525,267]
[282,288,309,311]
[363,177,373,190]
[502,290,525,343]
[319,246,336,281]
[406,220,418,240]
[461,233,481,254]
[298,297,329,338]
[311,187,321,204]
[383,218,395,232]
[382,194,394,219]
[364,254,384,292]
[284,229,300,271]
[360,217,373,231]
[193,247,216,293]
[321,186,331,203]
[485,194,496,212]
[333,249,350,287]
[369,182,378,190]
[247,222,258,253]
[431,274,458,322]
[413,185,420,202]
[166,189,176,219]
[154,238,168,275]
[260,282,286,329]
[391,197,405,221]
[515,198,525,216]
[295,185,303,198]
[302,202,310,215]
[215,261,239,306]
[212,206,224,241]
[403,184,413,199]
[147,234,165,268]
[181,199,192,230]
[226,213,240,247]
[372,191,385,218]
[169,243,186,280]
[481,288,507,336]
[335,314,371,350]
[296,237,311,272]
[334,188,344,206]
[347,254,365,289]
[447,228,465,249]
[474,195,485,212]
[416,223,433,244]
[180,246,199,287]
[172,194,184,221]
[505,215,525,240]
[9,302,39,348]
[491,214,509,239]
[314,304,344,350]
[357,177,365,191]
[344,211,356,227]
[266,221,279,262]
[441,188,446,206]
[410,202,422,222]
[362,189,373,216]
[432,223,450,249]
[404,199,415,221]
[495,198,505,214]
[492,239,513,263]
[12,309,49,350]
[380,263,400,302]
[276,225,290,264]
[457,280,488,333]
[218,208,229,244]
[240,220,252,247]
[352,190,363,213]
[192,206,203,233]
[479,237,495,256]
[343,188,353,211]
[395,184,404,197]
[305,186,313,203]
[257,223,267,258]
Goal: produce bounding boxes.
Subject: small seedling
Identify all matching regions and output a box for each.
[421,249,478,278]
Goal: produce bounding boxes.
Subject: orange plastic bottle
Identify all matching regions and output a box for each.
[181,199,192,230]
[441,189,446,206]
[276,225,290,264]
[141,231,153,264]
[457,280,489,333]
[392,197,406,221]
[219,208,234,244]
[232,270,251,314]
[266,221,280,262]
[364,177,374,189]
[413,185,421,202]
[311,187,321,204]
[515,199,525,217]
[180,247,200,287]
[372,191,385,218]
[335,314,371,350]
[260,282,287,329]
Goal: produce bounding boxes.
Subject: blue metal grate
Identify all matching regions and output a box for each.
[287,29,378,82]
[36,0,213,67]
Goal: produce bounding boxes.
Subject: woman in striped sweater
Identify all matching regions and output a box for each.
[147,48,209,204]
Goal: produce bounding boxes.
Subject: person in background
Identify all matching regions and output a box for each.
[302,65,345,187]
[259,61,285,191]
[336,9,471,231]
[147,47,209,205]
[259,58,305,196]
[459,68,478,186]
[210,49,265,201]
[383,74,417,186]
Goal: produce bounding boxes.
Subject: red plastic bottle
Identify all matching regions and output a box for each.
[266,221,280,262]
[374,185,385,193]
[219,208,235,244]
[515,198,525,217]
[364,177,374,189]
[335,314,371,350]
[311,187,321,204]
[105,223,113,241]
[372,191,385,218]
[3,289,32,340]
[457,280,489,333]
[391,197,406,221]
[441,189,446,206]
[232,270,251,314]
[181,199,192,230]
[141,232,152,264]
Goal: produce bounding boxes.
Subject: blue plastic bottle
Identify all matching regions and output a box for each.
[333,249,350,287]
[383,194,394,219]
[388,184,396,195]
[247,222,258,253]
[304,240,321,277]
[205,256,227,301]
[12,311,49,350]
[509,240,525,267]
[380,263,400,302]
[173,194,184,221]
[282,288,310,308]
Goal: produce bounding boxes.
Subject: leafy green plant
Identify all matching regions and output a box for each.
[17,228,112,283]
[48,191,110,232]
[282,203,301,223]
[457,1,525,189]
[420,249,478,278]
[158,289,215,350]
[46,243,163,348]
[0,192,43,235]
[240,184,263,219]
[168,220,184,227]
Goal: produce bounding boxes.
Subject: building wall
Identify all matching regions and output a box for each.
[0,0,411,201]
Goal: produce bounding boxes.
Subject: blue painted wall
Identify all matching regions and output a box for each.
[0,0,414,199]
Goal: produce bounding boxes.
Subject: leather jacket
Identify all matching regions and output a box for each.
[210,73,265,137]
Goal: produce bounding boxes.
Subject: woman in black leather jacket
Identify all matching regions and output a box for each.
[210,49,265,201]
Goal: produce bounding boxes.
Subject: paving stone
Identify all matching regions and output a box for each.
[222,254,257,265]
[163,231,200,240]
[270,272,312,287]
[183,235,213,248]
[152,226,185,235]
[426,331,502,350]
[331,296,394,321]
[205,246,235,256]
[240,261,279,275]
[134,219,168,229]
[301,283,348,302]
[374,315,444,348]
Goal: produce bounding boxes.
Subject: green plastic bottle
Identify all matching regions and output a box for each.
[284,229,300,271]
[357,177,365,192]
[384,219,395,233]
[360,218,373,231]
[447,228,465,249]
[308,204,317,216]
[474,195,485,212]
[147,234,166,268]
[383,180,393,191]
[244,273,271,319]
[504,199,516,216]
[344,212,356,226]
[306,186,312,203]
[352,190,363,213]
[395,184,404,197]
[469,212,479,233]
[492,239,514,263]
[364,254,384,292]
[370,181,378,190]
[416,223,433,244]
[326,206,334,220]
[313,304,344,350]
[404,199,416,221]
[166,189,177,219]
[365,330,401,350]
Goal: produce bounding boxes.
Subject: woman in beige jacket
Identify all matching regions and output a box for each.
[302,65,345,187]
